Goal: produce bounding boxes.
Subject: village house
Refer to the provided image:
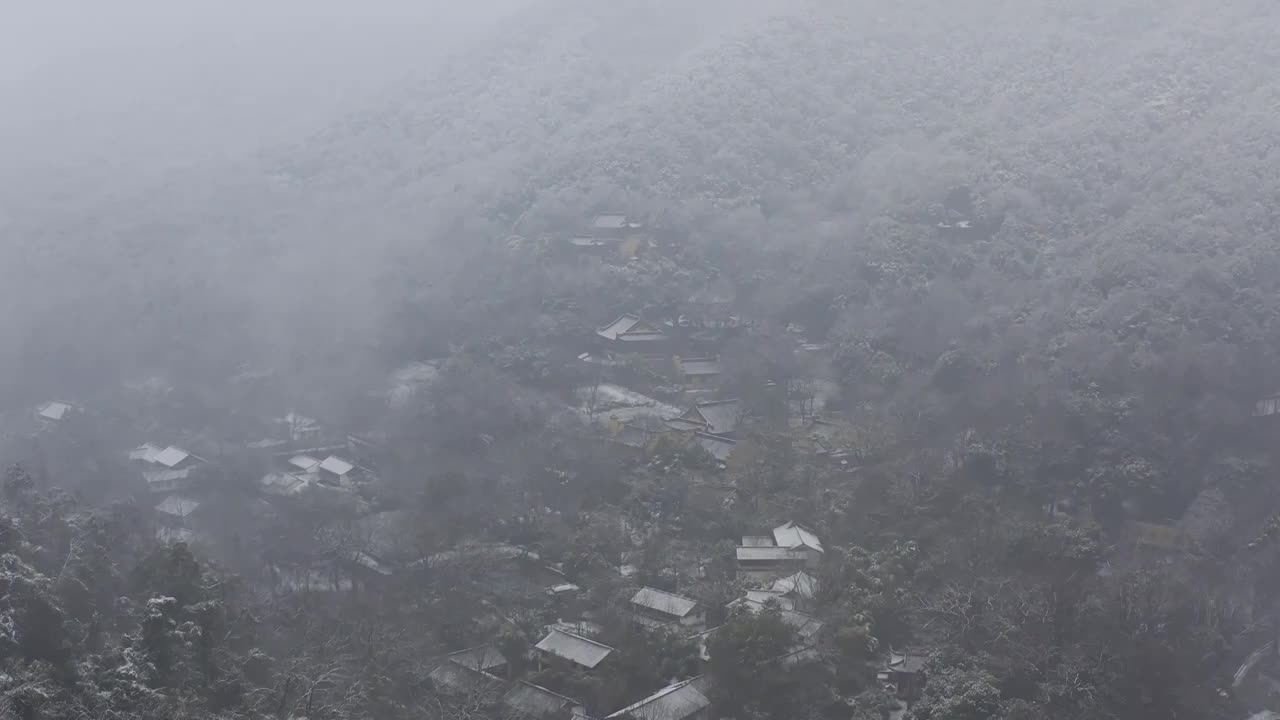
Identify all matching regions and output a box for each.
[503,681,589,720]
[605,677,711,720]
[534,628,615,672]
[36,401,77,424]
[596,314,670,354]
[668,399,742,437]
[770,571,819,612]
[429,644,509,691]
[694,432,737,466]
[1256,392,1280,418]
[736,521,824,580]
[878,651,928,702]
[566,234,645,262]
[154,495,203,544]
[131,443,207,494]
[674,357,722,394]
[630,587,706,632]
[590,213,642,238]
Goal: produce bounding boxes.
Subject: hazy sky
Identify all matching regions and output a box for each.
[0,1,533,190]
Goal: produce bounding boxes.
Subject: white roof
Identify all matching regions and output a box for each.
[679,358,722,377]
[259,472,309,496]
[154,446,191,468]
[288,454,321,471]
[535,629,614,669]
[771,571,819,599]
[597,314,644,340]
[605,678,709,720]
[38,402,72,421]
[592,213,629,229]
[319,456,355,476]
[773,521,823,553]
[631,587,699,618]
[155,495,200,518]
[130,443,164,463]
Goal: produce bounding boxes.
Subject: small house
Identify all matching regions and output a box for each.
[735,521,823,580]
[674,399,742,437]
[674,357,721,392]
[534,628,615,672]
[590,213,641,239]
[630,587,705,631]
[131,443,206,494]
[597,314,669,352]
[36,401,76,423]
[772,521,824,564]
[605,677,711,720]
[318,455,357,483]
[878,651,928,701]
[736,546,812,581]
[1256,392,1280,418]
[446,644,509,675]
[770,571,819,612]
[428,644,507,695]
[503,681,588,720]
[693,432,736,466]
[154,495,204,543]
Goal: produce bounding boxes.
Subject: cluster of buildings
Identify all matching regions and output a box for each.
[422,516,929,719]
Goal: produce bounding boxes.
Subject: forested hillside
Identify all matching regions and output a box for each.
[5,0,1280,718]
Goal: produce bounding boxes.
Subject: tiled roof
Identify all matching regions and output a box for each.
[535,629,614,669]
[605,677,709,720]
[631,587,699,618]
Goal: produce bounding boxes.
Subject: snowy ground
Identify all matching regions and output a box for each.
[574,384,681,425]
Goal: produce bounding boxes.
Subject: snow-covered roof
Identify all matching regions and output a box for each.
[605,678,709,720]
[591,213,629,229]
[696,432,736,462]
[153,446,191,469]
[288,454,321,472]
[771,571,819,599]
[535,629,614,669]
[679,358,722,377]
[773,521,823,553]
[155,495,200,518]
[683,399,741,435]
[428,661,499,694]
[259,471,310,496]
[504,681,582,718]
[631,587,699,618]
[38,401,72,421]
[130,443,164,463]
[319,455,354,476]
[597,314,664,342]
[446,645,508,672]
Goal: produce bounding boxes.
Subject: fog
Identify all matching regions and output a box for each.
[3,2,1280,717]
[0,0,534,198]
